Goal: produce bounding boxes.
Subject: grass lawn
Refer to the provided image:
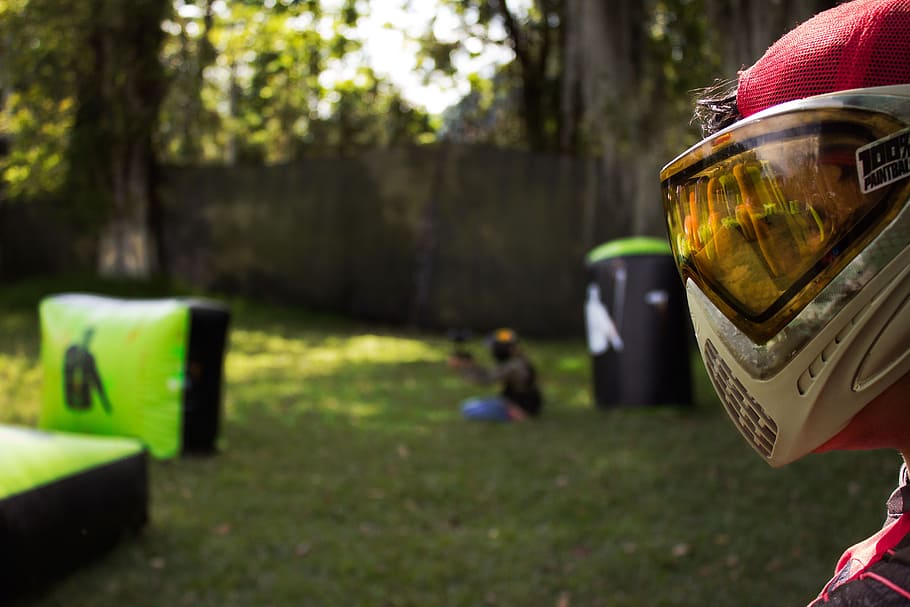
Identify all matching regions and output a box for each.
[0,276,900,607]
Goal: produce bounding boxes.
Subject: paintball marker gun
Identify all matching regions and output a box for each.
[446,328,474,362]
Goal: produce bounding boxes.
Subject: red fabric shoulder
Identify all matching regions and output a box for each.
[811,512,910,604]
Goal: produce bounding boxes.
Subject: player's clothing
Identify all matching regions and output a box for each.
[460,355,542,420]
[810,466,910,605]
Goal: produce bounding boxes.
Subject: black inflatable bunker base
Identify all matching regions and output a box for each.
[182,299,231,454]
[0,426,148,600]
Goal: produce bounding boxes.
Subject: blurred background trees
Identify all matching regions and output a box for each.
[0,0,840,323]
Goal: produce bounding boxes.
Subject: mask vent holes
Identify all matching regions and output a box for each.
[703,339,779,458]
[835,316,857,344]
[798,314,859,395]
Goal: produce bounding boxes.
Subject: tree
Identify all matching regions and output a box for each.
[156,0,219,163]
[486,0,565,151]
[2,0,438,278]
[427,0,576,153]
[65,0,172,276]
[1,0,171,276]
[0,0,86,200]
[558,0,843,240]
[156,0,435,164]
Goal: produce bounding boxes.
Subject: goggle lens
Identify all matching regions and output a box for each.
[661,107,909,343]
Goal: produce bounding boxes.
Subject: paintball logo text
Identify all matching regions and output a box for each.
[856,128,910,194]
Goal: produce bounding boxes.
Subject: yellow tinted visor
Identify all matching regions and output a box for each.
[661,107,910,343]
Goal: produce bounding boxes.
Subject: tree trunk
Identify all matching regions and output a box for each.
[706,0,841,80]
[65,0,170,278]
[565,0,841,242]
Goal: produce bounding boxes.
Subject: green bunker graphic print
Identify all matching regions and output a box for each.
[39,295,190,459]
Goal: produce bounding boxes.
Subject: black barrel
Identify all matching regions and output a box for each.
[584,237,692,408]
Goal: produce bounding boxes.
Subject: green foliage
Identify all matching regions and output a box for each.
[645,0,722,152]
[0,278,900,606]
[442,68,524,147]
[0,0,731,194]
[436,0,720,155]
[433,0,564,151]
[0,0,437,199]
[0,92,73,198]
[0,0,87,198]
[157,0,435,164]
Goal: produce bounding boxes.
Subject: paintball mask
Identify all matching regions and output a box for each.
[660,84,910,466]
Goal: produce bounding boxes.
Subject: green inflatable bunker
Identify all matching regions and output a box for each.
[0,425,148,599]
[39,294,230,459]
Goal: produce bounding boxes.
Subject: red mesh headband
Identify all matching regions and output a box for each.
[737,0,910,118]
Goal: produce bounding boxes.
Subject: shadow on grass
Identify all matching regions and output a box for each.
[0,276,902,607]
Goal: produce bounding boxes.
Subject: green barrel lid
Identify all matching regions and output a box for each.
[586,236,671,265]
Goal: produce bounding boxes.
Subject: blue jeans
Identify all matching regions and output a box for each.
[461,396,512,422]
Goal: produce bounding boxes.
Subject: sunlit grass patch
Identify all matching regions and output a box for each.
[0,278,901,607]
[225,329,451,427]
[228,330,444,380]
[0,352,42,425]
